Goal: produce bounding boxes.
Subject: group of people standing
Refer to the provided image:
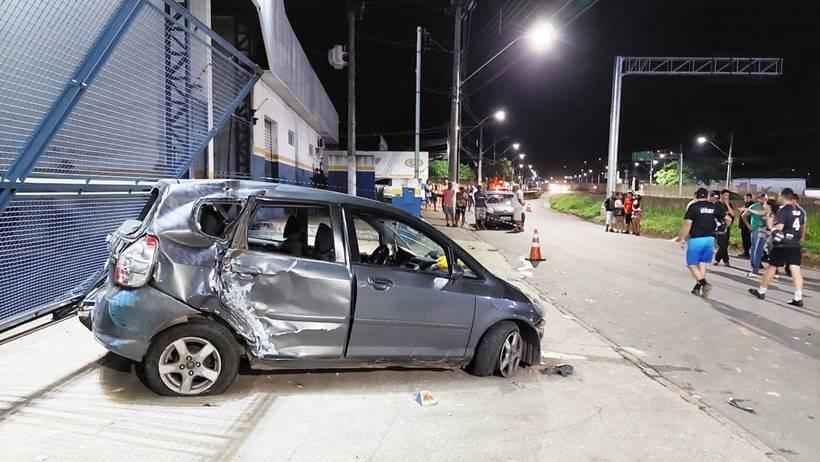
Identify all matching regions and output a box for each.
[424,180,480,228]
[603,192,643,235]
[676,187,806,307]
[423,180,526,231]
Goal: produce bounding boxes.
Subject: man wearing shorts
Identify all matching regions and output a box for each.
[676,187,728,297]
[442,182,455,227]
[624,192,634,234]
[749,188,806,307]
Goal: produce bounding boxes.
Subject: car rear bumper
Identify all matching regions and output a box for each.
[88,284,204,362]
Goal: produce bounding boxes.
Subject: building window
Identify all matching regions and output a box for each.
[288,129,296,147]
[264,117,277,155]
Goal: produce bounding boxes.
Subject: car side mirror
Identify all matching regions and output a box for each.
[451,265,464,280]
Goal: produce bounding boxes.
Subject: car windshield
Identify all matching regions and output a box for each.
[393,222,443,259]
[486,194,513,204]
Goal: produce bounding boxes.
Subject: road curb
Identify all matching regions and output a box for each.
[462,223,791,462]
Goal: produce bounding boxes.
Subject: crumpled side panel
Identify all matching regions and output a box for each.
[218,249,352,359]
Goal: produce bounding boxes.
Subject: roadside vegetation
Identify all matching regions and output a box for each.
[549,193,819,262]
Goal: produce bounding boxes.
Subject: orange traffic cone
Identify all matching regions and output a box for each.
[526,228,546,265]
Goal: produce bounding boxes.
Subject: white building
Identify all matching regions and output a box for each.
[189,0,338,184]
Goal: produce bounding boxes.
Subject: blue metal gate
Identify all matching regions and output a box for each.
[0,0,261,331]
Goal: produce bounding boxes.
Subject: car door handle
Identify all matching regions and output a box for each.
[367,277,393,291]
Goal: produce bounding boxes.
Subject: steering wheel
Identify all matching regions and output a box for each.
[369,244,390,265]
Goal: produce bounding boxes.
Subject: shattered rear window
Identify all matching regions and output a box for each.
[197,201,243,239]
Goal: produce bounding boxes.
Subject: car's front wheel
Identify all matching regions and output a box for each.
[139,321,239,396]
[468,321,523,378]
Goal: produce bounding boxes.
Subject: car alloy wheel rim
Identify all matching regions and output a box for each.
[158,336,222,395]
[498,330,523,377]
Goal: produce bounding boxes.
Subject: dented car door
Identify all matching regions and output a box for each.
[218,197,352,359]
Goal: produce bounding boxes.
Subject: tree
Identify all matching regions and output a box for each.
[495,159,513,181]
[428,159,476,183]
[459,162,476,183]
[654,161,695,185]
[428,159,448,180]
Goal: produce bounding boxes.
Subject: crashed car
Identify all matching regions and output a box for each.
[476,191,519,228]
[79,180,544,396]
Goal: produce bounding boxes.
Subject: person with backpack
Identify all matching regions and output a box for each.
[749,188,806,306]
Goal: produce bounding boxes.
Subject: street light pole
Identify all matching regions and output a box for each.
[347,6,357,196]
[726,131,734,189]
[414,26,422,179]
[678,144,684,197]
[478,124,484,184]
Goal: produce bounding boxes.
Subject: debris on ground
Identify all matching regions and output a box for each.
[202,402,219,407]
[415,390,438,407]
[541,363,574,377]
[727,397,756,414]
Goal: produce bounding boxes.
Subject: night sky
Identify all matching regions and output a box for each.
[285,1,819,185]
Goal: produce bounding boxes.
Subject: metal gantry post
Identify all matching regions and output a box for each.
[605,56,782,197]
[606,56,623,197]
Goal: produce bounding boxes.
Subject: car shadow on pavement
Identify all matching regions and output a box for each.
[88,353,550,402]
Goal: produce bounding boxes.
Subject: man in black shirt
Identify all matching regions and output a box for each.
[676,188,729,297]
[749,188,806,307]
[739,193,754,257]
[714,189,736,266]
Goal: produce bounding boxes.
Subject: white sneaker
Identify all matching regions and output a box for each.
[746,272,759,279]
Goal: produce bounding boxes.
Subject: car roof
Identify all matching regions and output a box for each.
[154,178,419,220]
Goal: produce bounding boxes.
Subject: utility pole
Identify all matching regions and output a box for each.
[448,0,463,184]
[678,144,684,197]
[726,131,734,189]
[477,124,483,184]
[414,26,422,180]
[347,6,357,196]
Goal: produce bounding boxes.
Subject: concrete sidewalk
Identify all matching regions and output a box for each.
[0,208,782,461]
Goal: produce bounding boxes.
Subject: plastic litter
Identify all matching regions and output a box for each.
[541,363,574,376]
[415,390,438,407]
[727,397,756,414]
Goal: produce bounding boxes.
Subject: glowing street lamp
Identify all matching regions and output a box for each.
[512,142,520,150]
[527,21,557,52]
[493,110,506,122]
[519,153,526,160]
[696,133,735,188]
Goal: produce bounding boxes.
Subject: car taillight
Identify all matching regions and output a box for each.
[113,235,158,288]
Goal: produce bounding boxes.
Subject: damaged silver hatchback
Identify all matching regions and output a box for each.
[79,180,544,396]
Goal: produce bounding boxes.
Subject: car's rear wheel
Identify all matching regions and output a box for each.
[139,321,239,396]
[468,321,522,378]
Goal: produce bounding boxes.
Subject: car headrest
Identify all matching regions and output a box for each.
[314,223,334,260]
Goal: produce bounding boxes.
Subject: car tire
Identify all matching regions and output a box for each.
[141,321,239,396]
[468,321,522,378]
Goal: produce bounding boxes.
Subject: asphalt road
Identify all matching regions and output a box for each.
[475,199,820,461]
